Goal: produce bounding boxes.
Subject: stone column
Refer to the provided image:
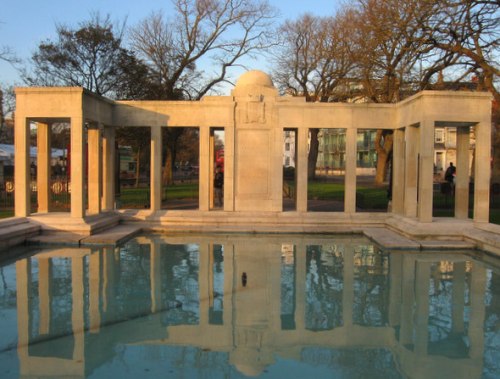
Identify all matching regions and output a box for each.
[209,131,215,209]
[70,117,86,218]
[455,127,470,219]
[225,121,235,211]
[150,239,162,314]
[392,129,405,215]
[473,120,491,223]
[37,122,51,213]
[89,250,101,333]
[199,126,210,211]
[150,126,162,211]
[296,128,309,212]
[101,126,115,211]
[87,125,102,215]
[38,257,52,335]
[344,128,357,213]
[14,116,31,217]
[418,120,435,222]
[404,126,418,218]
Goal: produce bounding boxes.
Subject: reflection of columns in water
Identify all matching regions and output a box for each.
[452,262,466,334]
[102,246,116,314]
[223,244,233,326]
[414,261,431,354]
[199,243,210,326]
[388,253,403,327]
[400,256,416,347]
[469,262,486,360]
[295,242,307,330]
[16,257,32,369]
[150,240,162,314]
[72,255,85,360]
[89,249,101,333]
[38,257,52,335]
[343,244,354,327]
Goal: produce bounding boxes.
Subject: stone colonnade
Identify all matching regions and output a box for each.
[14,71,492,224]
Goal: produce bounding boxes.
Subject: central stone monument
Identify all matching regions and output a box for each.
[232,70,283,211]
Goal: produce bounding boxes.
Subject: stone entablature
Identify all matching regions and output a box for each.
[14,70,492,225]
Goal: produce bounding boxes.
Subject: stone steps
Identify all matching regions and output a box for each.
[0,217,41,250]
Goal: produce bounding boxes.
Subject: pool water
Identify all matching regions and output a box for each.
[0,233,499,378]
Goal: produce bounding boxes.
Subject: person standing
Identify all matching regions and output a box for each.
[214,165,224,207]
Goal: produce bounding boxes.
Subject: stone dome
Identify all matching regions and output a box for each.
[235,70,274,89]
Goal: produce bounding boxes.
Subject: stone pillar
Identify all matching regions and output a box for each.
[14,116,31,217]
[225,122,235,211]
[414,261,430,354]
[38,257,52,335]
[89,250,101,333]
[418,120,434,222]
[150,126,162,211]
[296,128,309,212]
[150,239,162,314]
[404,126,418,218]
[473,120,491,223]
[87,125,102,215]
[102,126,115,211]
[37,122,51,213]
[392,129,405,215]
[344,128,357,213]
[342,244,354,327]
[70,117,86,218]
[455,127,470,219]
[199,126,210,211]
[209,131,215,209]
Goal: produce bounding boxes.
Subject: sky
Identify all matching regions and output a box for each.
[0,0,341,94]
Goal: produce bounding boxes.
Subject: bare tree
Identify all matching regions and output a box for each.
[423,0,500,102]
[272,10,358,179]
[130,0,279,100]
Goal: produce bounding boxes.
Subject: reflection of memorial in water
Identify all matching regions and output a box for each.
[14,235,491,378]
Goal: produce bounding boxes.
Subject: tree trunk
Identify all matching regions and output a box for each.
[374,130,394,185]
[308,128,320,180]
[162,153,173,185]
[134,147,141,188]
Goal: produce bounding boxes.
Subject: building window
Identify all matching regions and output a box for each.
[435,129,444,143]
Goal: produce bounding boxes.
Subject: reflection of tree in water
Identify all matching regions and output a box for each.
[353,246,389,327]
[114,242,152,320]
[305,245,344,330]
[160,243,200,326]
[482,268,500,377]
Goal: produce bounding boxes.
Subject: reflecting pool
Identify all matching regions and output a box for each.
[1,234,500,378]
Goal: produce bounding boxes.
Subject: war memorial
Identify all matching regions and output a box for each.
[0,70,497,254]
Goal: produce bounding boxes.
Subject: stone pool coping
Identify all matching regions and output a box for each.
[1,212,499,257]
